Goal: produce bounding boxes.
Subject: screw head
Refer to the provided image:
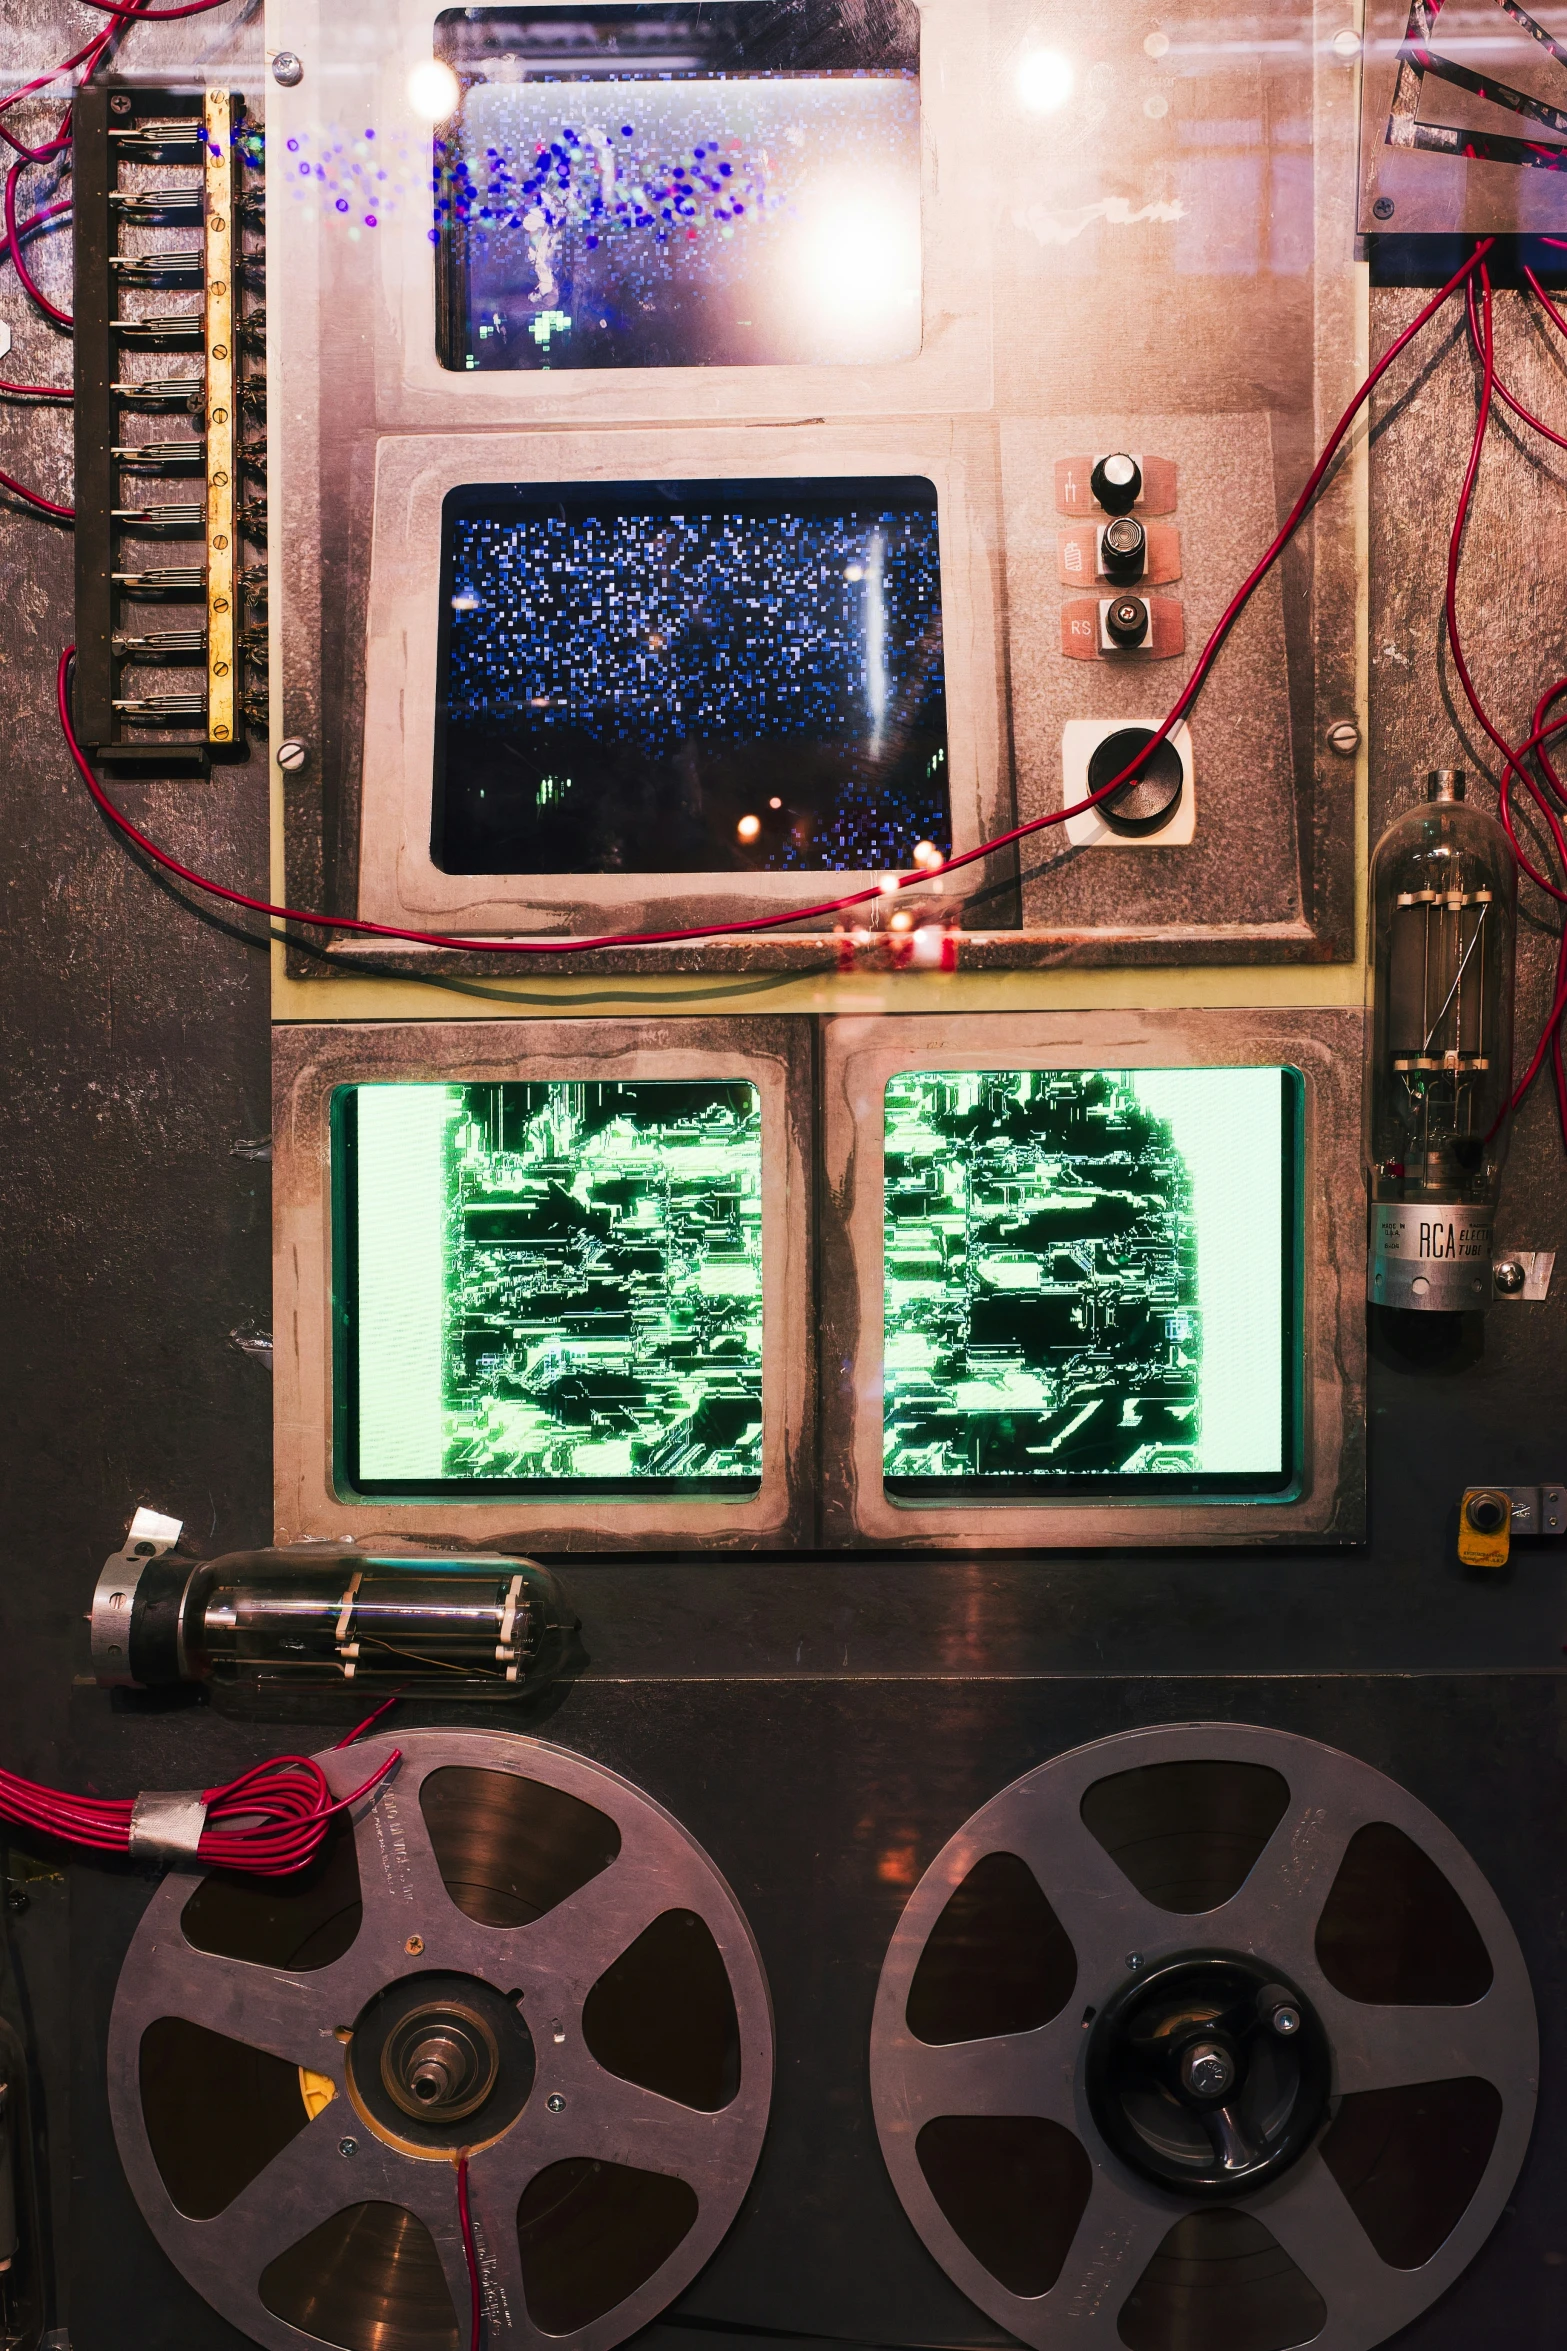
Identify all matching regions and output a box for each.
[1494,1259,1527,1295]
[271,50,304,87]
[5,1886,28,1917]
[1180,2042,1235,2099]
[1270,2004,1302,2036]
[546,2093,566,2114]
[405,1934,424,1957]
[1124,1953,1145,1972]
[1327,719,1361,756]
[1332,27,1363,57]
[276,738,307,772]
[338,2136,358,2157]
[1373,196,1396,221]
[111,94,133,115]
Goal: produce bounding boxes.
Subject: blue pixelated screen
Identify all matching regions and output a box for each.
[434,3,921,372]
[432,476,951,876]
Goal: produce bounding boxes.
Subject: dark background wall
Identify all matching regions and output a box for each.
[1,4,1566,2344]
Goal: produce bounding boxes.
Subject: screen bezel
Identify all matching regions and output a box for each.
[274,1017,817,1552]
[878,1066,1304,1505]
[815,1008,1366,1550]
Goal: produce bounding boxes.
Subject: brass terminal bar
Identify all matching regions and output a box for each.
[204,89,238,748]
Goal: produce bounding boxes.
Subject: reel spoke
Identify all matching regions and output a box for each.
[1033,2169,1180,2346]
[553,2066,738,2177]
[887,2015,1083,2133]
[125,1939,345,2072]
[1253,2154,1414,2343]
[1321,1989,1516,2096]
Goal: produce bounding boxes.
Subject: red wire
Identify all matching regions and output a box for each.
[6,159,72,327]
[1465,275,1567,453]
[0,381,72,401]
[0,464,71,519]
[52,241,1497,962]
[456,2152,483,2350]
[1442,273,1567,1130]
[0,1706,399,1875]
[74,0,240,15]
[1444,268,1567,905]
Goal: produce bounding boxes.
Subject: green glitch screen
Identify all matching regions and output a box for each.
[881,1067,1301,1499]
[335,1080,764,1496]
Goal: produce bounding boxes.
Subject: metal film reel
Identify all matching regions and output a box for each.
[870,1724,1536,2351]
[110,1731,772,2350]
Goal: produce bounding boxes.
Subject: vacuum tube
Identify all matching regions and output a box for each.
[92,1544,575,1699]
[1367,770,1517,1311]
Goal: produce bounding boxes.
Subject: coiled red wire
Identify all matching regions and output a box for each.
[0,1700,400,1875]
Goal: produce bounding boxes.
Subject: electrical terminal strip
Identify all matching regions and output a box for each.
[72,82,265,772]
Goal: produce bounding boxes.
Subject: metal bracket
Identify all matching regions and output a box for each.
[1493,1250,1555,1302]
[89,1508,184,1685]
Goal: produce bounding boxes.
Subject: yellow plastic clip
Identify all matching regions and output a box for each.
[1458,1489,1512,1571]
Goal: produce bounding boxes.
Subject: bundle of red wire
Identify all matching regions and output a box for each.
[0,1703,399,1875]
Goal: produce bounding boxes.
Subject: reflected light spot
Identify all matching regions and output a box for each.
[1018,49,1075,114]
[407,58,461,122]
[912,840,944,871]
[769,797,783,810]
[737,814,762,843]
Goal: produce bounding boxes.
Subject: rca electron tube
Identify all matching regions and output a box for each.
[1367,770,1517,1310]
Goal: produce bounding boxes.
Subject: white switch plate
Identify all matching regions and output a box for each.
[1061,717,1196,848]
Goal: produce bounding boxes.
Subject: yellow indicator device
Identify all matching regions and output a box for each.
[1457,1489,1512,1571]
[204,88,238,749]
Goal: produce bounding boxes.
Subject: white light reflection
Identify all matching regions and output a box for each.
[1017,50,1075,114]
[787,176,920,359]
[407,58,461,123]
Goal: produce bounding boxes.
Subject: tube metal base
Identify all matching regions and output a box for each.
[1369,1201,1494,1310]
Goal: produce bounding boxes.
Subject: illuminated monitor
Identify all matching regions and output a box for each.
[880,1068,1302,1500]
[433,2,922,373]
[336,1078,765,1496]
[432,475,949,877]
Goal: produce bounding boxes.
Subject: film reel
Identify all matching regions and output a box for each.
[109,1730,772,2350]
[870,1724,1536,2351]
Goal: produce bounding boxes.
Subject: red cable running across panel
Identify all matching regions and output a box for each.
[54,241,1498,962]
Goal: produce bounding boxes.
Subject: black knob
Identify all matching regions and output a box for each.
[1101,515,1147,582]
[1091,452,1142,515]
[1105,595,1149,649]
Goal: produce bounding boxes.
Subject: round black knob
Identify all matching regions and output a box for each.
[1105,595,1149,649]
[1101,515,1147,582]
[1091,452,1142,515]
[1086,1953,1330,2200]
[1087,725,1184,837]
